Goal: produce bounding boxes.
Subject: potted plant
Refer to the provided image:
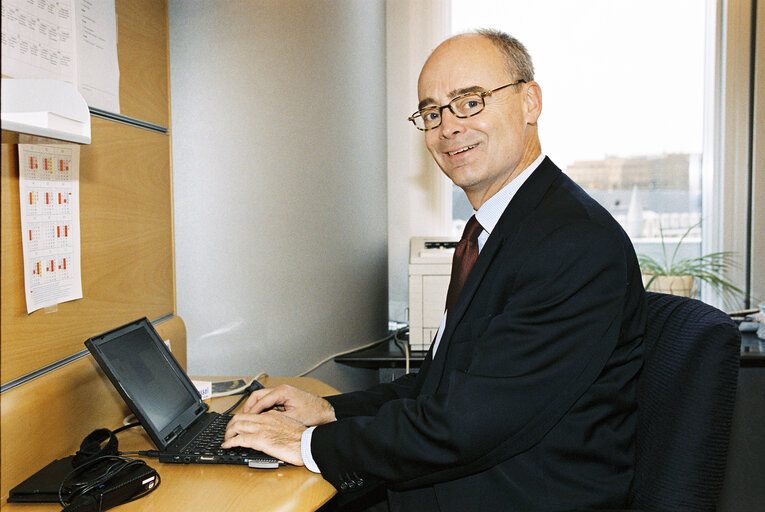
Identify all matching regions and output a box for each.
[638,223,743,305]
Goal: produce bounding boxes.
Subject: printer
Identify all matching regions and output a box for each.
[408,237,457,351]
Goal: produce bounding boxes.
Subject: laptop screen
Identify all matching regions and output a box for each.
[85,318,207,449]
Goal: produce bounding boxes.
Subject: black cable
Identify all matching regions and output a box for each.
[58,455,160,509]
[59,456,134,502]
[61,493,97,512]
[108,422,150,457]
[111,422,140,435]
[222,393,249,415]
[118,450,160,458]
[222,379,265,415]
[93,424,158,467]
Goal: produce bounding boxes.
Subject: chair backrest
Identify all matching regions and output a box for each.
[629,292,740,511]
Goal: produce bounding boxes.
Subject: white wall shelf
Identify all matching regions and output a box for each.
[1,79,91,144]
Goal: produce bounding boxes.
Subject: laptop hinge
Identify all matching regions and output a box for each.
[165,425,184,444]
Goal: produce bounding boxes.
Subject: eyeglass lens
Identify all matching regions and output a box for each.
[415,94,485,130]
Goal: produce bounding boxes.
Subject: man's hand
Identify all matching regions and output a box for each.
[241,384,337,426]
[222,410,306,466]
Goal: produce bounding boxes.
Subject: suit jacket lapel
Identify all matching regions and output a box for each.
[418,158,563,396]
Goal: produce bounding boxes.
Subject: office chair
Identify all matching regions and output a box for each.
[628,292,740,511]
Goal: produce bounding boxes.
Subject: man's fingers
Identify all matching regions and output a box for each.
[241,388,279,413]
[222,411,305,466]
[223,413,259,441]
[242,385,297,414]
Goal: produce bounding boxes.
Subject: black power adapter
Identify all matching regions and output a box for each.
[60,457,159,512]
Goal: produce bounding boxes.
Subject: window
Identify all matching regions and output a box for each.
[450,0,711,294]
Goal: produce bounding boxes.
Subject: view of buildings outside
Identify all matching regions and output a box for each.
[450,0,707,268]
[567,153,701,250]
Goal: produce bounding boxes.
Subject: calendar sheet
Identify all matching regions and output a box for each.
[18,143,83,313]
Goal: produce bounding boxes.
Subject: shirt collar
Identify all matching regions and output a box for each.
[474,154,545,248]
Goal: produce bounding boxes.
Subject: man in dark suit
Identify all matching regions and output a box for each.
[224,29,646,511]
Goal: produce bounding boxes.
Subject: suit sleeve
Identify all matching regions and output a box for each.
[312,221,633,492]
[326,370,422,418]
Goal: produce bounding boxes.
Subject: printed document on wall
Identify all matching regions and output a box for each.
[74,0,120,113]
[0,0,76,82]
[18,144,83,314]
[1,0,120,113]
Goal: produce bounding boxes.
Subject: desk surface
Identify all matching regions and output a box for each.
[335,343,427,368]
[1,376,338,512]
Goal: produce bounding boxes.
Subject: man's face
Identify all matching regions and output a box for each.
[417,35,540,208]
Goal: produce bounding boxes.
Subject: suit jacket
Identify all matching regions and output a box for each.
[313,158,646,511]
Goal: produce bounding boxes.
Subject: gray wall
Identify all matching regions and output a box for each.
[168,0,387,392]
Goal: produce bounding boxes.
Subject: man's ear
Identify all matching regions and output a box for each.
[523,81,542,125]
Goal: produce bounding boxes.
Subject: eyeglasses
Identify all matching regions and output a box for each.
[408,80,527,131]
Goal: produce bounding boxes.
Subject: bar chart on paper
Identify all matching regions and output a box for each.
[18,144,83,313]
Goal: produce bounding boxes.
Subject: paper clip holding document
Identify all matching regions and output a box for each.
[18,143,83,314]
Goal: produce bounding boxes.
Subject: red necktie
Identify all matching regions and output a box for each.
[445,216,483,312]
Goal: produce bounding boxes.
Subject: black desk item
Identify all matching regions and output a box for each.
[8,457,76,503]
[335,343,426,383]
[8,455,158,508]
[739,331,765,366]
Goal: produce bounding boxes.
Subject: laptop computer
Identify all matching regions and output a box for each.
[85,317,281,469]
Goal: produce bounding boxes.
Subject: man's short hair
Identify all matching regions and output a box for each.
[475,28,535,82]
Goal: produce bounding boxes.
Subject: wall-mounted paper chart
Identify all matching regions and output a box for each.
[19,143,83,313]
[1,0,120,113]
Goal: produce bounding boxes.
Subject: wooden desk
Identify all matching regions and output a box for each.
[1,376,338,512]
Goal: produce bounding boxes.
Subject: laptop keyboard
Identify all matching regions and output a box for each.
[183,414,277,466]
[185,414,231,455]
[186,414,242,456]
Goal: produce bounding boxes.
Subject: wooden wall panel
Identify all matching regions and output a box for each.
[1,0,176,385]
[115,0,171,127]
[1,119,174,383]
[1,0,179,499]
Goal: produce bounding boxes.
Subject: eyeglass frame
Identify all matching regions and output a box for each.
[408,79,527,131]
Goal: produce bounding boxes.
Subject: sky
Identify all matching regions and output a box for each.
[451,0,708,169]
